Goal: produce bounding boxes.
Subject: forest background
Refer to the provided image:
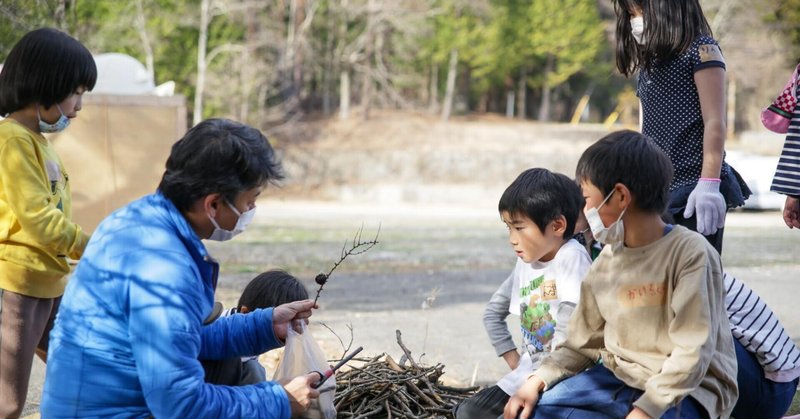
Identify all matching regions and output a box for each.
[1,0,798,135]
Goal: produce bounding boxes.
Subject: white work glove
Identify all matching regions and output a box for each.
[683,178,726,236]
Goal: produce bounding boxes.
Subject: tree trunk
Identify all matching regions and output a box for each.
[505,90,514,118]
[478,92,489,113]
[517,66,527,120]
[239,7,257,123]
[280,0,298,106]
[428,62,439,114]
[538,54,554,122]
[193,0,210,126]
[134,0,155,83]
[322,4,335,116]
[727,73,736,139]
[292,0,306,107]
[441,48,458,121]
[361,0,376,120]
[337,0,350,120]
[339,69,350,119]
[54,0,68,30]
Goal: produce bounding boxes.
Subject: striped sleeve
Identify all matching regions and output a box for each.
[771,85,800,197]
[724,273,800,382]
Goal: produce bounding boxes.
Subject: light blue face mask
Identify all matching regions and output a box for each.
[37,104,70,133]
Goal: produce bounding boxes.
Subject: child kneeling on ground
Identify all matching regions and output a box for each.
[505,130,738,419]
[455,168,592,418]
[202,270,309,385]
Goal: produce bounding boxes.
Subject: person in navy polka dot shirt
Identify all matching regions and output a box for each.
[613,0,750,255]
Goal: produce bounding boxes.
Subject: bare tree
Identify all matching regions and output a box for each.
[537,53,554,122]
[134,0,155,83]
[441,48,458,121]
[193,0,212,126]
[517,66,527,119]
[428,63,439,114]
[361,0,377,120]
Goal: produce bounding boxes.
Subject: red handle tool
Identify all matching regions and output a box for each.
[311,346,363,389]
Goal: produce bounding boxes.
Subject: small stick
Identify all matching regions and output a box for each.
[395,329,419,368]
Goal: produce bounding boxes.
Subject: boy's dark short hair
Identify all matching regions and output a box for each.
[237,270,308,310]
[498,168,583,239]
[0,28,97,115]
[158,118,284,212]
[575,130,673,213]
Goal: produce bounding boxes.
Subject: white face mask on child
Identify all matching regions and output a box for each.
[207,200,255,242]
[630,16,645,45]
[37,104,70,133]
[584,189,626,246]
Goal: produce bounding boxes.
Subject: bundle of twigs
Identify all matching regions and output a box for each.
[332,330,478,418]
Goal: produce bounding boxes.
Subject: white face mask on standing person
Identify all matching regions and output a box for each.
[207,200,256,241]
[584,189,627,246]
[630,16,645,45]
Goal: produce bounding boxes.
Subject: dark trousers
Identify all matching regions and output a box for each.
[454,385,509,419]
[732,339,799,419]
[201,357,243,386]
[671,212,724,255]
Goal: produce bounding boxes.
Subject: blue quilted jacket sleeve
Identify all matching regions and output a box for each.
[199,309,284,360]
[128,250,290,419]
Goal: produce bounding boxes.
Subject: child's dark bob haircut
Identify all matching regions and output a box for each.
[576,130,674,213]
[613,0,712,77]
[498,168,583,239]
[0,28,97,115]
[237,269,308,311]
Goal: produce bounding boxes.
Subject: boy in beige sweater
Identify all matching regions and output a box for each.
[504,130,738,419]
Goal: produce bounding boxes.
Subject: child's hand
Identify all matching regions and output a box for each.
[503,376,545,419]
[282,373,320,415]
[625,407,652,419]
[502,350,521,370]
[783,196,800,229]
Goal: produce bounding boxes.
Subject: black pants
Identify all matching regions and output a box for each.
[454,385,509,419]
[670,212,724,255]
[201,357,243,386]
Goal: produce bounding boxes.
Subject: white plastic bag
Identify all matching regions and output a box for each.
[273,322,336,419]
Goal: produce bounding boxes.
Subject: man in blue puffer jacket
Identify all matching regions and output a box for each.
[41,119,319,418]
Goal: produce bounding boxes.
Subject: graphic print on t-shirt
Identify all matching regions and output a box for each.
[45,159,64,211]
[519,274,558,357]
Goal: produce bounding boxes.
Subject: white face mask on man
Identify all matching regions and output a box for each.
[630,16,645,45]
[584,189,626,246]
[207,200,255,242]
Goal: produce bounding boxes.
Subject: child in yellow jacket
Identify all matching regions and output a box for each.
[0,27,95,417]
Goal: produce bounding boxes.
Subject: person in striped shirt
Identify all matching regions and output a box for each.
[724,272,800,418]
[770,75,800,229]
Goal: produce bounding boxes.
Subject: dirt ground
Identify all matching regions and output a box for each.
[20,115,800,416]
[23,200,800,417]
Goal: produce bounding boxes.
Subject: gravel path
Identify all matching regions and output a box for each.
[23,202,800,416]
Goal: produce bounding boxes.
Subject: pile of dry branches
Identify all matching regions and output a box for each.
[332,330,478,418]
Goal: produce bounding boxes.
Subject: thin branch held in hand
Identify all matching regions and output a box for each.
[314,224,380,305]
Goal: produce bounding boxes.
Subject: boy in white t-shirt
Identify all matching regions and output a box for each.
[455,168,591,419]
